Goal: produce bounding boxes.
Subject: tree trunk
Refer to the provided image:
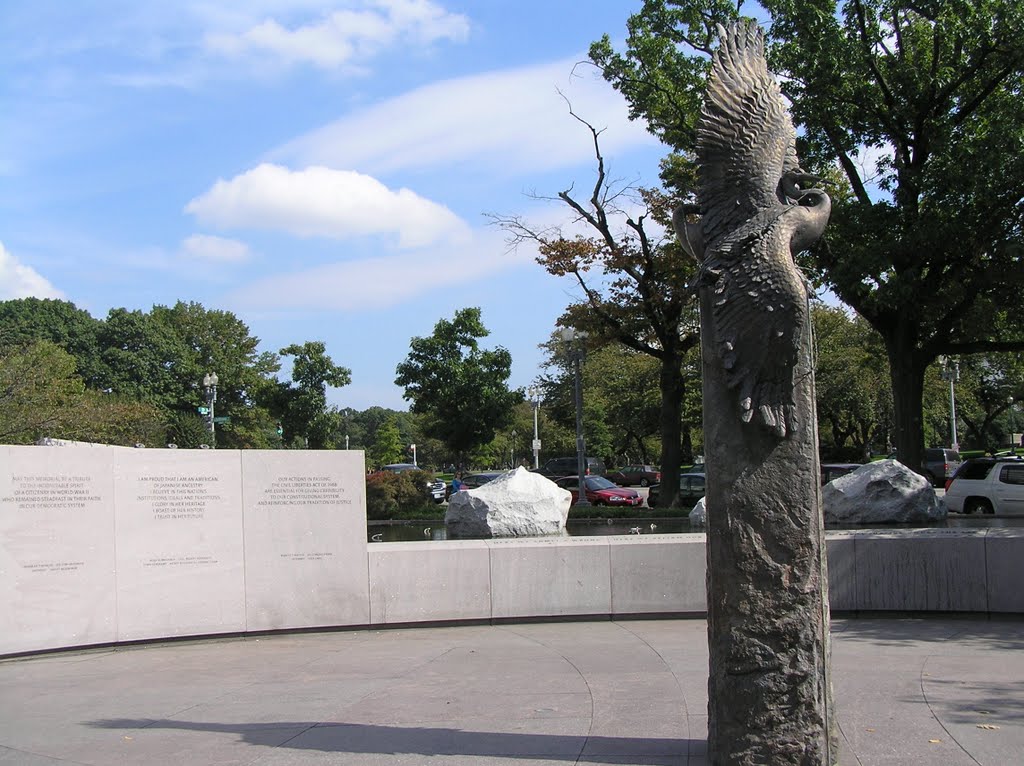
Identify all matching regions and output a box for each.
[658,352,684,507]
[886,326,927,475]
[701,288,837,764]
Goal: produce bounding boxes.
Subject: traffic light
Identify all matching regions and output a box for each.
[197,406,210,415]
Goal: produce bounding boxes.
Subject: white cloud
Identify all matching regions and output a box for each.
[273,56,659,176]
[181,234,252,262]
[185,163,470,247]
[225,226,533,312]
[204,0,469,71]
[0,241,64,300]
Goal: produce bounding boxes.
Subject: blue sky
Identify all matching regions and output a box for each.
[1,1,671,410]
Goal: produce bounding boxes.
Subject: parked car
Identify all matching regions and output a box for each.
[923,447,962,487]
[554,475,642,507]
[821,463,861,485]
[944,456,1024,515]
[534,456,607,479]
[376,463,446,504]
[605,464,661,487]
[447,471,508,498]
[647,473,706,509]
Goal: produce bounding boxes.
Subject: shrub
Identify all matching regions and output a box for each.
[365,469,439,520]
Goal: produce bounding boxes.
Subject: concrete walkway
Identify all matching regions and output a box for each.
[1,616,1021,765]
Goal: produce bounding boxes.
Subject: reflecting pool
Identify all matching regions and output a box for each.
[368,515,1024,543]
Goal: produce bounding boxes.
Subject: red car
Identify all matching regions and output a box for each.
[554,476,643,507]
[606,464,661,487]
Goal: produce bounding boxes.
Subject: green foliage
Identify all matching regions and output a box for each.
[367,417,406,468]
[395,307,521,458]
[813,305,893,460]
[0,298,361,449]
[0,341,86,443]
[98,308,193,410]
[275,341,352,449]
[364,469,438,520]
[0,297,106,386]
[0,341,167,446]
[947,353,1024,452]
[166,412,214,449]
[150,301,282,449]
[68,392,167,447]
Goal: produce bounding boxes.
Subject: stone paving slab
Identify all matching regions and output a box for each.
[1,617,1021,765]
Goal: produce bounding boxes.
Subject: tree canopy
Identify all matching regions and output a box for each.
[275,341,352,449]
[395,307,521,461]
[492,114,701,505]
[0,297,351,450]
[591,0,1024,470]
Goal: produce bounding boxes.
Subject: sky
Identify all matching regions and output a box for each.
[0,0,672,411]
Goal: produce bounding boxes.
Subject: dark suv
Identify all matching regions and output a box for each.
[534,457,607,479]
[923,448,962,487]
[647,473,706,509]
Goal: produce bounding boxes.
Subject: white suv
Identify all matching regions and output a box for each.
[944,456,1024,515]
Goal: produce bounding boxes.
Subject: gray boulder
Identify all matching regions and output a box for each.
[445,467,572,538]
[689,496,707,527]
[823,459,945,524]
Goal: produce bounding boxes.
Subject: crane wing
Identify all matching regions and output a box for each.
[696,21,798,251]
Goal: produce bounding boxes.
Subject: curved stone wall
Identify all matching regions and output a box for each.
[3,446,1021,657]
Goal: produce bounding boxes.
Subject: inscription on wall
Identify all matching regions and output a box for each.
[142,554,218,568]
[256,476,350,507]
[1,474,105,576]
[136,475,222,520]
[3,475,102,510]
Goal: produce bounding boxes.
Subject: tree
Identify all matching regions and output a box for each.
[97,308,193,409]
[0,341,86,443]
[812,304,893,460]
[538,339,665,466]
[395,307,521,461]
[492,114,700,505]
[151,301,282,449]
[591,0,1024,474]
[69,391,166,447]
[953,353,1024,452]
[366,416,405,468]
[275,341,352,449]
[0,340,168,446]
[0,298,106,386]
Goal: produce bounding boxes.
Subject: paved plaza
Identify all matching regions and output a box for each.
[1,616,1021,765]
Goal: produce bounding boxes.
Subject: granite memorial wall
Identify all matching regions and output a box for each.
[1,446,367,655]
[3,446,1021,656]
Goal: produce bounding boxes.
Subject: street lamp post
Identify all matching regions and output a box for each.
[1008,396,1019,454]
[559,328,590,507]
[511,430,518,467]
[202,371,219,448]
[938,356,960,451]
[528,386,541,470]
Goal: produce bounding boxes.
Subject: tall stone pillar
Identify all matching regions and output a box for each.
[676,20,838,764]
[700,292,837,763]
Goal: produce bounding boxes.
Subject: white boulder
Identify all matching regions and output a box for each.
[445,467,572,538]
[689,496,707,526]
[823,459,944,524]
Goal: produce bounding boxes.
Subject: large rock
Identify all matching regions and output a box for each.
[823,459,945,524]
[689,496,707,527]
[445,467,572,538]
